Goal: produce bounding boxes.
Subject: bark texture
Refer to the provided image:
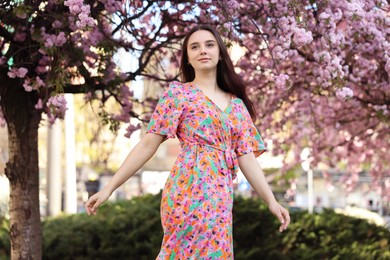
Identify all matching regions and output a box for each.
[1,77,42,260]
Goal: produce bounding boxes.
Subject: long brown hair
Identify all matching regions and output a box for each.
[179,25,256,119]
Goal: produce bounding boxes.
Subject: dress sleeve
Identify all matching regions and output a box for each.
[234,100,266,157]
[146,82,184,140]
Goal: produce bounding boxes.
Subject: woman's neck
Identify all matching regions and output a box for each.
[192,70,218,91]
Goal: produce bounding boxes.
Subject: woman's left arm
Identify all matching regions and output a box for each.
[238,152,291,232]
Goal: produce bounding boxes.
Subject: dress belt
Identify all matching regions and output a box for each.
[180,142,239,178]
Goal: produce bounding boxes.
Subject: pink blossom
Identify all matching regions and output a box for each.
[319,12,331,21]
[124,123,141,138]
[272,45,288,60]
[64,0,83,14]
[52,20,63,28]
[23,78,33,92]
[278,17,290,31]
[226,0,240,9]
[42,33,56,48]
[81,4,90,14]
[36,66,48,74]
[55,32,67,46]
[16,67,28,78]
[42,32,67,48]
[336,87,354,99]
[7,67,28,78]
[35,99,43,110]
[103,0,121,13]
[22,76,45,92]
[35,76,45,87]
[38,48,47,55]
[76,14,95,28]
[275,74,289,89]
[64,0,95,28]
[46,95,68,123]
[313,51,331,63]
[292,27,313,47]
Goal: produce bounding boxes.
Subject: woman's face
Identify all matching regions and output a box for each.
[187,30,220,73]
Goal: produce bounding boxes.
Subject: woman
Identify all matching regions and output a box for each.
[85,25,290,259]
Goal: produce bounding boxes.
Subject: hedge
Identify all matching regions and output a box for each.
[0,193,389,259]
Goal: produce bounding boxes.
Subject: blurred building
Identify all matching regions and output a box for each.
[293,169,389,219]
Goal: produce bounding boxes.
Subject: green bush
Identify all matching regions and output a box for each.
[0,216,10,260]
[281,209,390,260]
[0,193,389,259]
[43,193,162,260]
[233,196,286,259]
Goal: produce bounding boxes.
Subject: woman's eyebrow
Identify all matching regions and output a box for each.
[189,40,216,46]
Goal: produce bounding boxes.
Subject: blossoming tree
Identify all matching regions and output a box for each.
[0,0,389,258]
[0,0,203,258]
[221,0,390,199]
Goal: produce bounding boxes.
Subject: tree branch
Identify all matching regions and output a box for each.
[63,79,106,94]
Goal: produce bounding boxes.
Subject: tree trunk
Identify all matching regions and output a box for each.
[1,79,42,259]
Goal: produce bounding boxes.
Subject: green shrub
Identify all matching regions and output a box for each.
[43,193,163,260]
[281,209,390,260]
[0,193,389,259]
[233,196,285,259]
[0,216,10,260]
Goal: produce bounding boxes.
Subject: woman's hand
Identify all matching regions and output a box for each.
[268,201,291,232]
[84,188,112,216]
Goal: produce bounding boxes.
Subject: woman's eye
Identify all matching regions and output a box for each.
[207,43,214,47]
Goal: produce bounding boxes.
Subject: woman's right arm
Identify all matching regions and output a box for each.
[85,133,165,215]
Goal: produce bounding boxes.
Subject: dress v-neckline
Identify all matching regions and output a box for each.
[189,83,233,113]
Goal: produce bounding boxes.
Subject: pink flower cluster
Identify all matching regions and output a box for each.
[292,27,313,47]
[373,105,389,115]
[99,0,121,13]
[274,73,289,89]
[266,7,313,62]
[45,95,68,124]
[64,0,95,29]
[41,30,67,48]
[216,0,389,198]
[36,55,51,74]
[124,123,141,138]
[336,87,354,99]
[226,0,240,9]
[23,76,46,92]
[8,67,28,78]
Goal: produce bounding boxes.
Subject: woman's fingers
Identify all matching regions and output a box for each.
[282,208,291,229]
[271,203,290,232]
[85,194,99,216]
[84,189,111,216]
[91,199,101,214]
[278,207,290,232]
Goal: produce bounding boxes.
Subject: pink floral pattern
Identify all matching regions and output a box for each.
[146,81,266,259]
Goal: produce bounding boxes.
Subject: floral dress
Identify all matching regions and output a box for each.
[146,81,266,259]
